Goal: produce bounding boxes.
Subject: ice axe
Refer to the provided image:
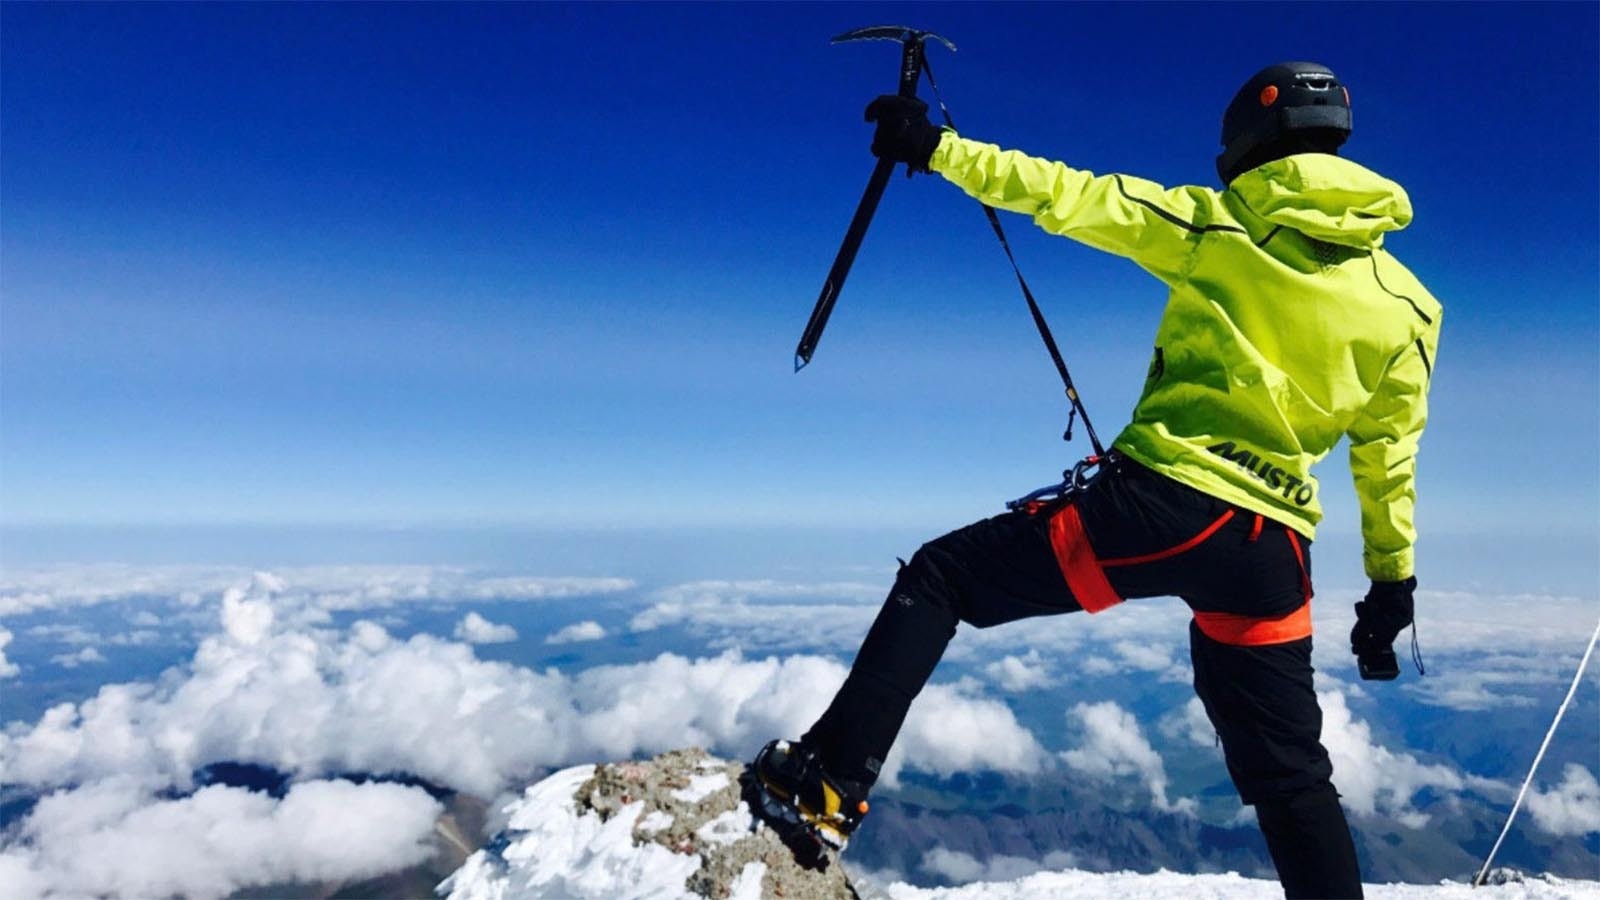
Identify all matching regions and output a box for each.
[793,25,956,372]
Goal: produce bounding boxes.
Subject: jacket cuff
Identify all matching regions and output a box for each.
[927,128,961,175]
[1363,546,1415,582]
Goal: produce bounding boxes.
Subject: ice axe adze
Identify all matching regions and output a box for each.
[793,25,956,372]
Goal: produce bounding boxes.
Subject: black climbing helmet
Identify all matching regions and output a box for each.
[1216,62,1352,185]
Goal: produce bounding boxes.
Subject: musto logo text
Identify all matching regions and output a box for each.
[1206,441,1315,506]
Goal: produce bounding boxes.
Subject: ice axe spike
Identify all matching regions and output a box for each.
[793,26,956,372]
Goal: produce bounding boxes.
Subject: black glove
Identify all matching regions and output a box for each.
[864,95,943,173]
[1351,576,1416,681]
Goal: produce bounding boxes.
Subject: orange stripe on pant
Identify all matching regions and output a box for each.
[1193,601,1313,646]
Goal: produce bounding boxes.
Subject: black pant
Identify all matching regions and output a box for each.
[804,456,1362,899]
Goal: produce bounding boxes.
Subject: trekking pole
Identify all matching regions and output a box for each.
[1471,615,1600,887]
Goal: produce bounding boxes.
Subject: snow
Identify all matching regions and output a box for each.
[442,759,1600,900]
[693,808,748,847]
[671,771,730,804]
[636,810,674,835]
[441,764,701,900]
[883,870,1600,899]
[728,861,767,900]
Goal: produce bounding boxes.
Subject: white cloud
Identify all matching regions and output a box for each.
[932,588,1588,704]
[12,569,1062,900]
[1525,764,1600,836]
[649,579,882,608]
[1061,701,1194,815]
[0,564,634,618]
[0,777,441,900]
[23,566,1590,890]
[941,599,1192,670]
[919,847,1079,884]
[1400,651,1585,712]
[1081,655,1118,677]
[1317,687,1475,826]
[454,612,518,645]
[546,621,605,645]
[0,565,245,617]
[0,572,1043,802]
[26,624,163,653]
[48,647,106,669]
[1159,697,1219,752]
[627,579,880,652]
[303,570,635,612]
[1310,588,1598,656]
[0,628,18,679]
[1073,639,1190,684]
[983,651,1053,692]
[26,624,99,645]
[1110,640,1171,671]
[222,576,278,644]
[884,682,1049,786]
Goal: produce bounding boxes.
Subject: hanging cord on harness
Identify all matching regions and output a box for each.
[920,57,1105,460]
[1411,620,1426,676]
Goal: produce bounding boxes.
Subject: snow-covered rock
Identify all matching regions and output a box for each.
[439,747,857,900]
[440,748,1600,900]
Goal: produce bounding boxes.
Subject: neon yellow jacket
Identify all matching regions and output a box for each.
[930,135,1441,581]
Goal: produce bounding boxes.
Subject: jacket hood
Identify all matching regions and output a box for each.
[1230,154,1412,249]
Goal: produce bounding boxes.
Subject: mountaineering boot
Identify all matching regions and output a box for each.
[750,739,870,851]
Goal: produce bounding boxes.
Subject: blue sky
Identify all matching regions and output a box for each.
[2,3,1597,588]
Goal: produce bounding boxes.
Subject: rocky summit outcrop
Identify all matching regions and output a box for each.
[438,748,865,900]
[435,748,1599,900]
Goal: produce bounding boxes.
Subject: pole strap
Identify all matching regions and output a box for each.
[920,56,1105,458]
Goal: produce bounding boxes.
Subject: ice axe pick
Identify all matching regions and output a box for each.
[793,25,956,372]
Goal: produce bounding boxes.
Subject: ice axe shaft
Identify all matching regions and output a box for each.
[794,158,896,372]
[794,26,953,372]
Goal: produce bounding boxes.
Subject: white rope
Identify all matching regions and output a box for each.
[1472,615,1600,887]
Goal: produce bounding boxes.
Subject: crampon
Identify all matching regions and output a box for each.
[744,739,869,866]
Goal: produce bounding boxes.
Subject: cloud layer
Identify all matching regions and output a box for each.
[0,571,1046,790]
[627,579,882,653]
[920,847,1080,884]
[0,571,1054,897]
[0,778,442,900]
[0,564,635,618]
[2,564,1594,898]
